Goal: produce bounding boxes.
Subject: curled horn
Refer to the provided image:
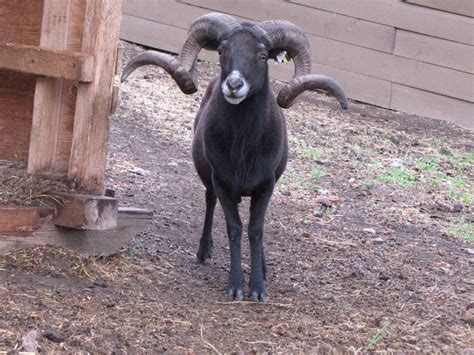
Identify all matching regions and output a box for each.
[121,12,240,94]
[256,21,348,109]
[121,51,197,94]
[277,75,348,109]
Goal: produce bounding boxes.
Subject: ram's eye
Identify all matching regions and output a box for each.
[259,54,267,61]
[218,50,223,56]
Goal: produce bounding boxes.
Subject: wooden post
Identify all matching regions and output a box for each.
[68,0,122,194]
[28,0,73,174]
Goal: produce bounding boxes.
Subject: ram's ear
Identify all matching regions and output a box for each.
[269,49,291,64]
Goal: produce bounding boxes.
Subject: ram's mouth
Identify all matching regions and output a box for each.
[224,93,246,105]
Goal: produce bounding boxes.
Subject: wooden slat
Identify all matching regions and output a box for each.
[0,43,94,82]
[0,0,44,46]
[181,0,396,53]
[55,0,88,171]
[0,207,53,233]
[395,30,474,74]
[391,84,474,129]
[291,0,474,45]
[28,0,73,174]
[120,14,218,63]
[404,0,473,18]
[0,71,36,161]
[68,0,122,193]
[307,34,474,102]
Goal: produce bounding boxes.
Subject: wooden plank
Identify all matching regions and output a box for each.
[0,207,152,256]
[0,207,53,233]
[404,0,473,18]
[53,194,118,230]
[395,30,474,74]
[0,71,36,161]
[123,0,209,29]
[291,0,474,45]
[181,0,396,53]
[120,15,218,62]
[307,34,474,102]
[28,0,72,175]
[55,0,89,172]
[0,43,94,82]
[0,0,44,45]
[391,84,474,129]
[68,0,123,194]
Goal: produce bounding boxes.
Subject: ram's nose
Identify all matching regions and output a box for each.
[226,76,244,93]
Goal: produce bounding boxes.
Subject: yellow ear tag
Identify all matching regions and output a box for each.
[276,50,290,64]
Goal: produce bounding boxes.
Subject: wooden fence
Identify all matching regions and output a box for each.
[120,0,474,128]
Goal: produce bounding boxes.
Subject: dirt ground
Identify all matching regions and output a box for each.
[1,42,473,353]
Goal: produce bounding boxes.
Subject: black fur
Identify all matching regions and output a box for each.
[192,29,288,301]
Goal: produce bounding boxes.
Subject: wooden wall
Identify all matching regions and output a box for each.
[120,0,474,128]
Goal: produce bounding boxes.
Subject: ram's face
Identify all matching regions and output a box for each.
[218,31,269,105]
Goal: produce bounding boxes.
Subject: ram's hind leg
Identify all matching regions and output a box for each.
[197,188,217,264]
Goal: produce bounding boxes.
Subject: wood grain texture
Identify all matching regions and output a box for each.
[181,0,396,53]
[404,0,473,18]
[0,0,44,45]
[0,70,36,161]
[69,0,123,193]
[291,0,474,45]
[0,43,94,82]
[391,84,474,129]
[395,30,474,74]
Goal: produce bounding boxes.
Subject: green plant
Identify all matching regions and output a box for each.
[364,325,389,351]
[310,166,326,180]
[379,168,417,187]
[448,219,474,242]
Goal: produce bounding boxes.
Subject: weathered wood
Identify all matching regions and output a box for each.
[0,43,94,82]
[0,207,53,234]
[0,207,153,256]
[0,70,36,161]
[391,84,474,129]
[181,0,396,53]
[68,0,122,194]
[28,0,73,175]
[0,0,43,46]
[53,193,118,230]
[404,0,473,18]
[307,34,474,102]
[395,30,474,74]
[290,0,474,45]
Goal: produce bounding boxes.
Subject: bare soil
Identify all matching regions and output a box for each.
[1,42,473,353]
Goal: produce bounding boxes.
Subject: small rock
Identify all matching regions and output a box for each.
[452,204,463,213]
[143,73,154,80]
[348,177,355,183]
[313,208,324,217]
[22,330,38,352]
[128,167,149,176]
[372,237,384,244]
[104,188,116,197]
[389,207,397,213]
[378,273,390,281]
[463,310,474,326]
[280,189,291,196]
[318,197,332,208]
[388,159,404,168]
[363,228,376,234]
[439,146,453,156]
[168,162,178,167]
[465,248,474,255]
[43,328,65,343]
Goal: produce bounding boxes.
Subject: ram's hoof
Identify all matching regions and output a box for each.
[227,286,244,301]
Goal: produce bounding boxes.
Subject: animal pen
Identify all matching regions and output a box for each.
[0,0,150,254]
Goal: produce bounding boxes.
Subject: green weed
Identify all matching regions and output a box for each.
[379,168,417,187]
[448,219,474,242]
[364,325,390,351]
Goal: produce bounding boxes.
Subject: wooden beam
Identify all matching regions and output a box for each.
[28,0,73,175]
[0,43,94,82]
[68,0,122,194]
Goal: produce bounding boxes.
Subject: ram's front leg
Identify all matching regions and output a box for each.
[212,175,244,300]
[248,181,274,302]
